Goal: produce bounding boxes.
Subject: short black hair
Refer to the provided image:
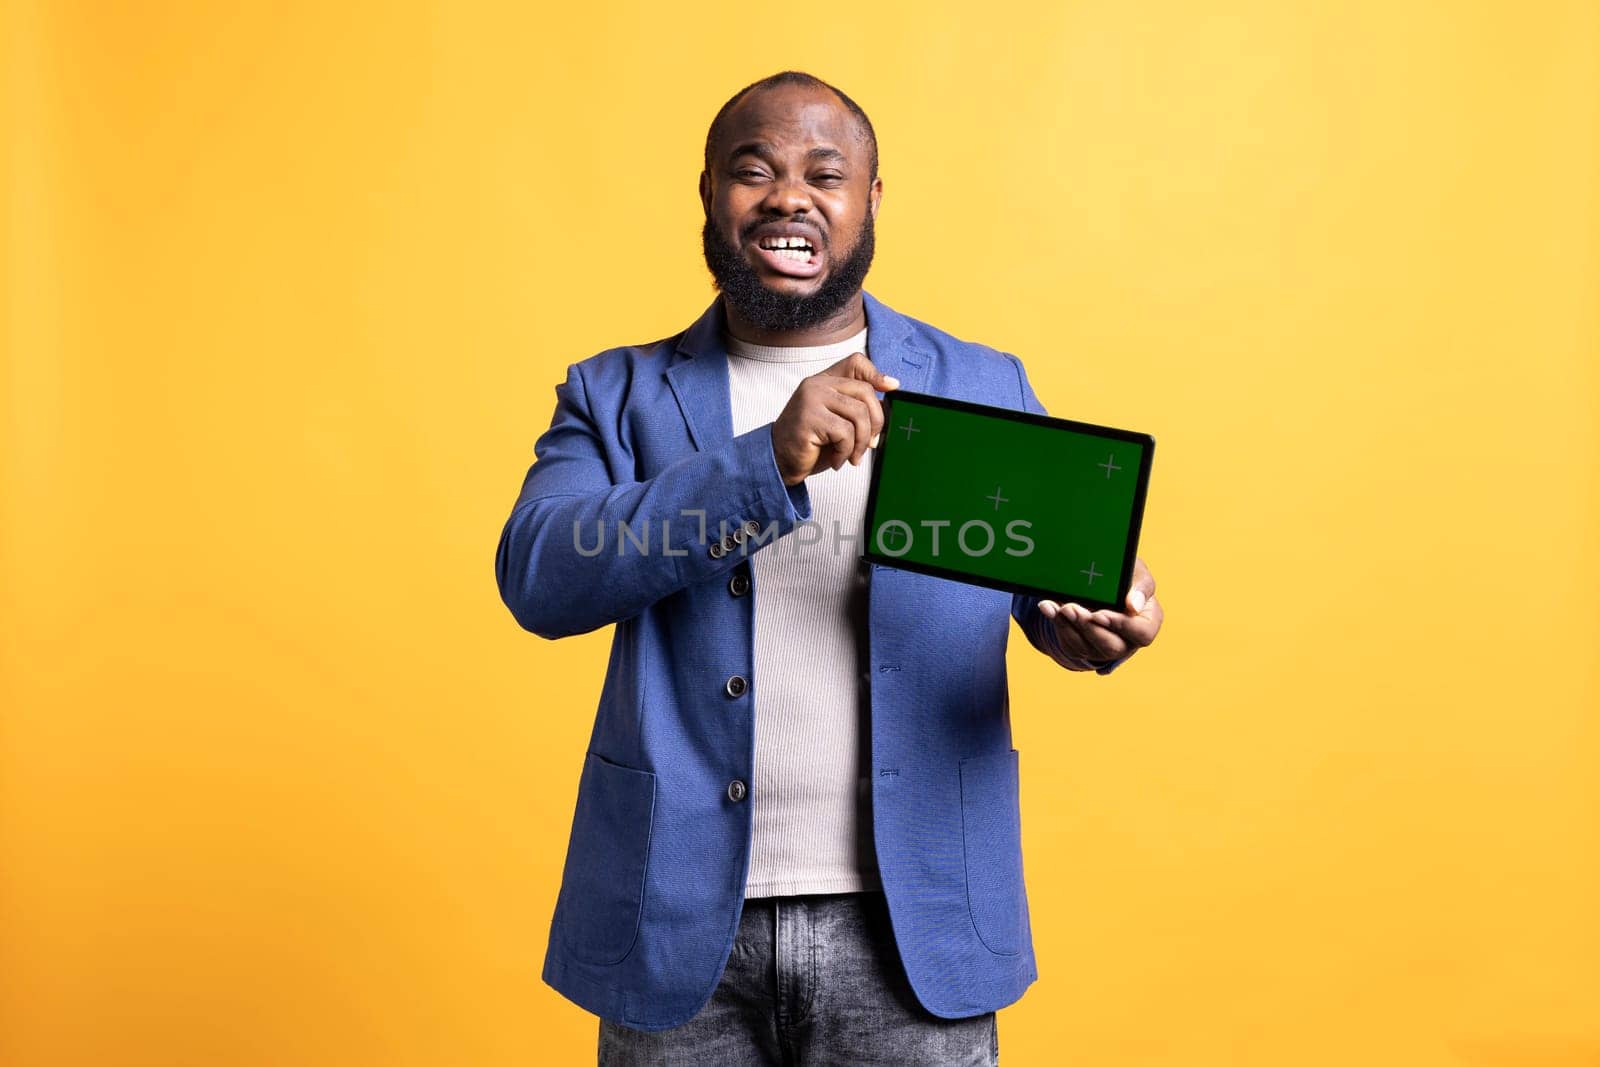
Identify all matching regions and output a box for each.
[703,71,879,183]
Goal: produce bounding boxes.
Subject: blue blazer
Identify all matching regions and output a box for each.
[495,290,1124,1032]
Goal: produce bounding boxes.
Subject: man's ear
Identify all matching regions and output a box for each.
[699,170,712,216]
[868,176,883,221]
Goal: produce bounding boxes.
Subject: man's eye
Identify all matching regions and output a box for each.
[735,169,767,179]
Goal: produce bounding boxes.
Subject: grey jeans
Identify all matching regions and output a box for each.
[598,890,999,1065]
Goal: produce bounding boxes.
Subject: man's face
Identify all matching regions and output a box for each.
[700,84,882,333]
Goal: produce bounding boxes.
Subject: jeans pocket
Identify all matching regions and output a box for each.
[554,751,657,965]
[958,748,1026,956]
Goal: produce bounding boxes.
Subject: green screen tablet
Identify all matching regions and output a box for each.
[862,390,1154,612]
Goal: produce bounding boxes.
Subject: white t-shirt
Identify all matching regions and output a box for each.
[724,324,883,898]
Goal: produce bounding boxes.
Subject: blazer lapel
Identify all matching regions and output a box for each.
[860,289,931,396]
[665,297,735,454]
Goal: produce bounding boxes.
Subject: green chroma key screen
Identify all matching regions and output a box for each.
[862,390,1155,611]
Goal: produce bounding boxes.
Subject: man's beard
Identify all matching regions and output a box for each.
[701,214,876,334]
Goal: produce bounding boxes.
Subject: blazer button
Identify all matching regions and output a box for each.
[721,532,738,552]
[728,572,751,597]
[731,526,747,545]
[724,674,748,698]
[743,519,761,537]
[709,542,726,559]
[727,779,747,802]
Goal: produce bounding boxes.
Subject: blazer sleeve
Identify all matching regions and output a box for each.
[495,360,812,639]
[1002,352,1129,677]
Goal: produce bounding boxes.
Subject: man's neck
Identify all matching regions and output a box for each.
[722,292,867,348]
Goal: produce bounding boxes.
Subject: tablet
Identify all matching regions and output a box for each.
[862,390,1154,612]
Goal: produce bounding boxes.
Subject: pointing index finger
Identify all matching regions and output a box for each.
[825,351,899,393]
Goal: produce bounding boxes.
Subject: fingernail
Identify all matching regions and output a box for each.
[883,376,900,389]
[1129,590,1146,612]
[869,433,880,449]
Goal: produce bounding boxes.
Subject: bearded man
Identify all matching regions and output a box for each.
[495,70,1164,1065]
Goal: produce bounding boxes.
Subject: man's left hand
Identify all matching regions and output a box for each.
[1037,556,1162,670]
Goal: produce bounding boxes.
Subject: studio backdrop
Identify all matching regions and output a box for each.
[3,2,1596,1064]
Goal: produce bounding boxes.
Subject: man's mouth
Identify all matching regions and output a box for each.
[748,234,824,279]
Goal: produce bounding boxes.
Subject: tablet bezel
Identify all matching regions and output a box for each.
[861,389,1155,613]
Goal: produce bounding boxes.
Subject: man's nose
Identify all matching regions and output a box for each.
[760,175,814,215]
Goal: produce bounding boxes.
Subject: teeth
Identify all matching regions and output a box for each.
[760,236,813,252]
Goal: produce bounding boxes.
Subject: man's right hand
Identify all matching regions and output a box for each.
[770,353,900,487]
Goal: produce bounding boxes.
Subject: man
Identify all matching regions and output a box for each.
[496,71,1163,1065]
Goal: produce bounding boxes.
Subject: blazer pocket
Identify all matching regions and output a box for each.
[553,751,657,966]
[959,748,1026,956]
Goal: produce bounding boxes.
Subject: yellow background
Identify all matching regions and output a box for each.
[4,1,1596,1063]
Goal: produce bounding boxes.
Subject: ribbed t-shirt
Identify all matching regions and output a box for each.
[724,324,883,899]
